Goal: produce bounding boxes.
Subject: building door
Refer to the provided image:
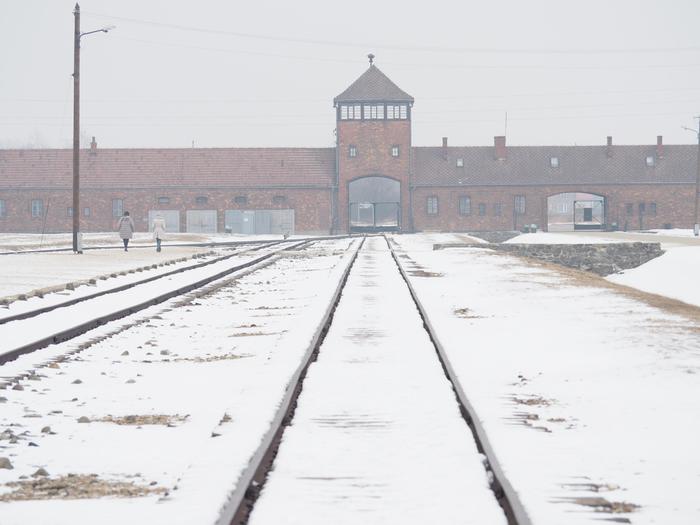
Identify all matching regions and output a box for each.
[186,210,217,233]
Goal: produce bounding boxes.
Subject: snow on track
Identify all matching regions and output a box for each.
[391,234,700,524]
[0,243,290,359]
[0,239,357,524]
[247,236,506,525]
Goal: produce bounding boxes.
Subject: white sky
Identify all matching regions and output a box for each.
[2,0,700,149]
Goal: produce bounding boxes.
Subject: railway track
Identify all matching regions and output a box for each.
[216,235,530,525]
[0,239,319,365]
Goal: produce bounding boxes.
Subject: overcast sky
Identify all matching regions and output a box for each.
[2,0,700,149]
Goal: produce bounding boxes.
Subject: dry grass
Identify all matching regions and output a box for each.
[0,474,167,501]
[95,414,188,426]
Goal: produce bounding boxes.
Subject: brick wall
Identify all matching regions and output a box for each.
[0,187,332,234]
[337,119,411,232]
[412,184,696,231]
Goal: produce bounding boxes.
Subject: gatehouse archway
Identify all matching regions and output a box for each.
[348,176,401,232]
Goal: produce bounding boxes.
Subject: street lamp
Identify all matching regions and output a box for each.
[72,3,114,253]
[682,119,700,236]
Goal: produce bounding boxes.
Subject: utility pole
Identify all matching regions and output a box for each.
[695,117,700,236]
[72,3,80,253]
[71,4,113,253]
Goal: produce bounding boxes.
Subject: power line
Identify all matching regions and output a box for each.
[83,11,700,55]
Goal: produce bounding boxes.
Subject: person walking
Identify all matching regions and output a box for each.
[117,211,135,251]
[152,214,166,252]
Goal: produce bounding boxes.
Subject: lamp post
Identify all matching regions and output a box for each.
[72,4,113,253]
[682,118,700,236]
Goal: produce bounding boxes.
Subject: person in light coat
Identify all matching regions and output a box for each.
[117,211,135,251]
[152,214,166,252]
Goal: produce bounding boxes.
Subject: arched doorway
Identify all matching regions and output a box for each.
[348,176,400,232]
[547,192,606,231]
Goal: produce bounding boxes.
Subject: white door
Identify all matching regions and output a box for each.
[186,210,217,233]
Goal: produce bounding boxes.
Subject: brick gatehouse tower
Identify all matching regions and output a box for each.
[333,57,414,233]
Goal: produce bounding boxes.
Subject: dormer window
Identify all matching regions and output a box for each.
[550,156,559,168]
[456,158,464,167]
[646,155,655,167]
[349,145,357,158]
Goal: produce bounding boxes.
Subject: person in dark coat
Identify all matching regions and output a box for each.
[117,211,135,251]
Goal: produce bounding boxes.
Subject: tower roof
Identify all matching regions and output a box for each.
[334,65,414,105]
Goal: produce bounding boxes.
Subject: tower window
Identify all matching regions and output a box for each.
[391,145,400,157]
[427,196,438,215]
[349,145,357,158]
[386,104,408,120]
[340,105,362,120]
[340,105,348,120]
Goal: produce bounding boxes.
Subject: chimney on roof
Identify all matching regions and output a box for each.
[89,136,97,156]
[441,137,448,159]
[656,135,664,158]
[494,136,506,160]
[606,136,613,157]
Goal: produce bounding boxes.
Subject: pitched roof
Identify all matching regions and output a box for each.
[0,148,335,189]
[334,65,414,105]
[412,145,697,187]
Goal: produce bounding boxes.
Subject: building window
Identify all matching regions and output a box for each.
[639,202,646,214]
[514,195,526,214]
[31,199,43,218]
[273,195,286,205]
[427,196,438,216]
[0,199,6,218]
[234,195,247,205]
[359,104,385,120]
[349,145,357,158]
[340,105,348,120]
[550,157,559,168]
[340,105,362,120]
[626,203,633,215]
[391,145,400,157]
[112,198,124,218]
[195,196,208,205]
[493,203,502,216]
[67,207,73,217]
[459,196,471,216]
[386,104,408,120]
[456,158,464,167]
[158,196,170,205]
[478,203,486,216]
[84,207,91,217]
[646,155,655,167]
[649,202,657,216]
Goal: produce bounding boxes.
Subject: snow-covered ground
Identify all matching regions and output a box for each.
[249,237,504,525]
[392,234,700,524]
[0,232,299,252]
[0,239,358,524]
[607,246,700,307]
[505,232,622,244]
[0,246,215,300]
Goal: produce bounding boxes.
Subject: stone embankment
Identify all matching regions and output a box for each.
[435,242,663,276]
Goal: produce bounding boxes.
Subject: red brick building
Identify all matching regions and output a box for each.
[0,64,698,234]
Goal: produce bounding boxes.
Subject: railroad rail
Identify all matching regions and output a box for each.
[0,239,319,365]
[214,235,530,525]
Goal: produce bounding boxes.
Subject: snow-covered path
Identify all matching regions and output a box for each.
[248,236,505,525]
[0,239,357,524]
[392,234,700,524]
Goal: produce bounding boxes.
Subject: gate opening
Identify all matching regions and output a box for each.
[547,192,605,231]
[349,177,400,232]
